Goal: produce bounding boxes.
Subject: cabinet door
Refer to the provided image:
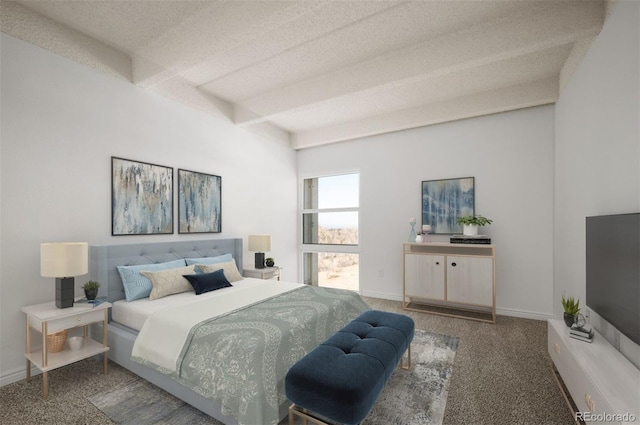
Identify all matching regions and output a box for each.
[404,254,445,300]
[446,256,493,306]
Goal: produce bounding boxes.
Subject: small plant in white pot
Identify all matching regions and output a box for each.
[456,215,493,236]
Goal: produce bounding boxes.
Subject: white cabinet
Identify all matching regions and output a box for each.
[548,320,640,424]
[403,243,496,323]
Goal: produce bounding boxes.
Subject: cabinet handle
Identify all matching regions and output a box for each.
[451,262,457,267]
[435,261,440,265]
[584,394,595,412]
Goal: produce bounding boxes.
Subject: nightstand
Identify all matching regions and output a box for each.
[22,301,111,398]
[243,266,282,281]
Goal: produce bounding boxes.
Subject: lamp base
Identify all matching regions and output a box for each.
[55,277,74,308]
[254,252,265,269]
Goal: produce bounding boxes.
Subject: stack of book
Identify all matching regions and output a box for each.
[450,235,491,244]
[75,296,107,308]
[569,324,594,343]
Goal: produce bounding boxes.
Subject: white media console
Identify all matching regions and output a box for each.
[548,319,640,424]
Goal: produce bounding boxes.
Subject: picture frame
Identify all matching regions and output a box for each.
[178,169,222,234]
[421,177,474,234]
[112,157,174,235]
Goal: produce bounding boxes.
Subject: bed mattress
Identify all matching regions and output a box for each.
[111,277,274,331]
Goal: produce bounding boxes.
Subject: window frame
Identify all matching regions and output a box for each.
[298,171,360,284]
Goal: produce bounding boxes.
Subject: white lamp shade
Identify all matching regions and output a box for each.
[41,242,88,277]
[248,235,271,252]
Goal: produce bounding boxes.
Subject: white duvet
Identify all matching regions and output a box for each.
[131,278,302,373]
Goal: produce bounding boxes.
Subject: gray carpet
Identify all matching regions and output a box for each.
[0,297,575,425]
[88,330,458,425]
[89,377,215,425]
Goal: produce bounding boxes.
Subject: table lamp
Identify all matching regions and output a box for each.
[41,242,88,308]
[248,235,271,269]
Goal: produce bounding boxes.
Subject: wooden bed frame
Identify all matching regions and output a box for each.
[89,238,290,424]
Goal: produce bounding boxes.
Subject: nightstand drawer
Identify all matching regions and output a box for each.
[43,309,104,334]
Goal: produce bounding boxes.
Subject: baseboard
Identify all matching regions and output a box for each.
[360,291,553,322]
[359,290,403,301]
[495,307,553,321]
[0,366,40,387]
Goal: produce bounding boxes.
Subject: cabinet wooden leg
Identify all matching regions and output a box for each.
[25,360,31,382]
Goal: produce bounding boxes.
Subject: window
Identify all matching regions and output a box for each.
[301,173,359,290]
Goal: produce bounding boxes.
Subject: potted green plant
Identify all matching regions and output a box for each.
[265,258,275,267]
[561,293,580,327]
[456,215,493,236]
[82,280,101,301]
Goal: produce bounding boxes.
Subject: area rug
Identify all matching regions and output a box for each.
[89,329,459,425]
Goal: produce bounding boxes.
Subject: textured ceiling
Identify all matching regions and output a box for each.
[1,0,607,149]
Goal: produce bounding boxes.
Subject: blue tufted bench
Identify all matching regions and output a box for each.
[285,310,415,425]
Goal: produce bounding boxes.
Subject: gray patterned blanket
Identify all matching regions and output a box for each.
[133,284,369,425]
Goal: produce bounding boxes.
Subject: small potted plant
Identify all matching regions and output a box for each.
[82,280,101,301]
[456,215,493,236]
[265,258,275,267]
[561,293,580,327]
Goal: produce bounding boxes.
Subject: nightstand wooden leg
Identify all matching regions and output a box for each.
[103,310,108,374]
[25,317,31,382]
[41,322,48,369]
[42,371,48,399]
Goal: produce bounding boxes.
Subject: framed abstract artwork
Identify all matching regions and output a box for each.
[111,157,174,235]
[178,169,222,234]
[421,177,474,234]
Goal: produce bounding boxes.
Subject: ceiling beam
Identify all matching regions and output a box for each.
[0,1,132,82]
[291,77,558,149]
[234,1,602,125]
[130,1,397,89]
[147,76,234,123]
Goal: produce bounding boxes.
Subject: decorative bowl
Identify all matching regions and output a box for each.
[68,336,84,351]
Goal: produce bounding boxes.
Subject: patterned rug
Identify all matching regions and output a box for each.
[89,329,459,425]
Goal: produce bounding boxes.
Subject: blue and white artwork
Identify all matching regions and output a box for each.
[178,169,221,233]
[422,177,474,234]
[112,157,173,235]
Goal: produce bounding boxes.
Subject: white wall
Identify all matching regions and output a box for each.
[554,0,640,366]
[298,105,556,318]
[0,34,298,384]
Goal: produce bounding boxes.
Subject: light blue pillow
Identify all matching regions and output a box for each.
[117,259,187,301]
[185,253,233,266]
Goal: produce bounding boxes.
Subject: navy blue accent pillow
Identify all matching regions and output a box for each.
[183,269,232,295]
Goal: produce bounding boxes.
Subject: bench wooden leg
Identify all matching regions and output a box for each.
[400,344,412,370]
[289,404,332,425]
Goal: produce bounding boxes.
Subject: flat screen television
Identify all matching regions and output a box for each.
[586,212,640,346]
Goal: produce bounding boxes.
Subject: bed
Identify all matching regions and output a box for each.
[89,239,369,425]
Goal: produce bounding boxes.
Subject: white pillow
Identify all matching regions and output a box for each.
[141,265,196,300]
[196,260,243,283]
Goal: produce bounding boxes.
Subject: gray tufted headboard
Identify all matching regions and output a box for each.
[89,239,243,303]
